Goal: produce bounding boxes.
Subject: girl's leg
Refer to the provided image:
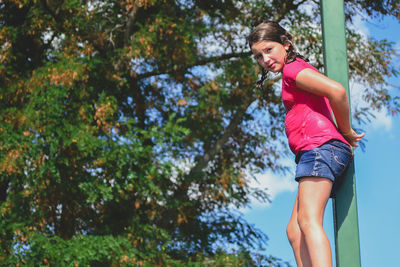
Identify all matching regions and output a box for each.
[286,191,312,267]
[297,177,333,267]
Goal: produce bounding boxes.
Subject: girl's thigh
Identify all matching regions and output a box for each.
[298,177,332,223]
[295,140,353,197]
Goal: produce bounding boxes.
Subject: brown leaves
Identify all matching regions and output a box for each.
[177,212,188,225]
[134,200,140,209]
[0,28,13,64]
[177,98,188,106]
[9,0,25,9]
[122,0,156,12]
[48,63,88,87]
[49,69,78,86]
[94,101,117,133]
[0,147,24,174]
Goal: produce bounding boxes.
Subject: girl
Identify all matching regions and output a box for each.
[248,21,364,267]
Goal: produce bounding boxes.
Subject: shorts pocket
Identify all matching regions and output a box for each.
[330,139,353,156]
[330,145,352,178]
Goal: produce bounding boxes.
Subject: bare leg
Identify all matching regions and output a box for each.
[297,177,333,267]
[286,191,312,267]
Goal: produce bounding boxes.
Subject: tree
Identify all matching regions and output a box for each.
[0,0,398,265]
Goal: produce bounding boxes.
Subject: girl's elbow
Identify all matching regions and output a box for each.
[330,84,347,102]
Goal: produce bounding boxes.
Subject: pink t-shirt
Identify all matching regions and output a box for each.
[282,58,350,157]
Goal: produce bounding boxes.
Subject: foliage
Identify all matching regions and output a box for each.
[0,0,398,265]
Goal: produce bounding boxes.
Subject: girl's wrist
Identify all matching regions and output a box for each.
[341,128,353,136]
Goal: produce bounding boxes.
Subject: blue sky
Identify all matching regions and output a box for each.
[242,15,400,267]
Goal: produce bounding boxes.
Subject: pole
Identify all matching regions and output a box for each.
[320,0,362,266]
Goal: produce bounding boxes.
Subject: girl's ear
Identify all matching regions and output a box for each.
[284,42,291,51]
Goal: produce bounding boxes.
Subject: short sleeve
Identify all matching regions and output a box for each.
[282,59,307,84]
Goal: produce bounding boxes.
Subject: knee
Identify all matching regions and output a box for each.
[286,220,301,247]
[297,212,320,234]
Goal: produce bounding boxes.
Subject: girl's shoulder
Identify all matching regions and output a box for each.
[282,57,317,82]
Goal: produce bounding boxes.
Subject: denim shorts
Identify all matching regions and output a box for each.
[295,139,353,197]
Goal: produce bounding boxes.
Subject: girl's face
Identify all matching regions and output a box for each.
[251,40,290,73]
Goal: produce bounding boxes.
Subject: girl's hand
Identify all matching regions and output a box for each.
[342,129,365,147]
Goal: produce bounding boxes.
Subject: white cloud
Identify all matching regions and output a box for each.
[395,41,400,51]
[350,14,370,38]
[394,41,400,67]
[350,81,393,132]
[366,108,393,132]
[244,158,297,209]
[351,89,392,134]
[297,1,316,17]
[251,172,297,204]
[171,156,299,208]
[348,16,394,134]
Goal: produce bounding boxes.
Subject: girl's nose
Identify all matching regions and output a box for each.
[263,54,270,62]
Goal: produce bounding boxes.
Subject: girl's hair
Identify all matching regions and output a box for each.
[248,21,307,91]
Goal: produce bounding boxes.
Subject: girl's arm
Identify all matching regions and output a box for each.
[295,68,365,147]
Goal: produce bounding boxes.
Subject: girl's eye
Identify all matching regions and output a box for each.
[254,54,262,60]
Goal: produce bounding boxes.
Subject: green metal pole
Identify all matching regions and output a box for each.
[320,0,362,266]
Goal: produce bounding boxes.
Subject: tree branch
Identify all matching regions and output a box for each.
[124,3,140,47]
[273,0,309,22]
[188,76,281,179]
[188,100,251,178]
[133,51,252,80]
[0,180,9,202]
